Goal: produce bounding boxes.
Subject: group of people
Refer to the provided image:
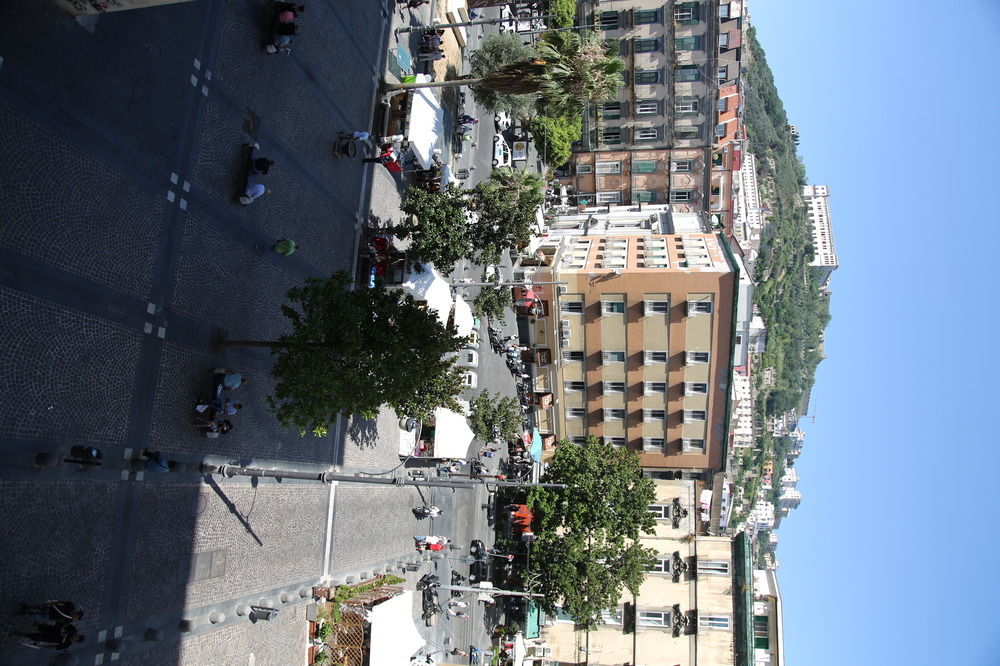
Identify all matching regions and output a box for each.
[15,600,85,651]
[193,370,248,435]
[266,2,305,55]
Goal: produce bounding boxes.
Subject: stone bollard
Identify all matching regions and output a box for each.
[280,592,292,604]
[236,604,251,617]
[209,611,226,624]
[299,588,311,599]
[144,628,164,642]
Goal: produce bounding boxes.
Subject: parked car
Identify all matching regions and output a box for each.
[470,539,487,560]
[455,349,479,368]
[461,370,478,389]
[468,559,490,584]
[497,4,516,32]
[494,110,512,132]
[492,136,512,168]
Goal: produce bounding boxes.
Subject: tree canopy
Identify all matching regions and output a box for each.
[225,272,467,431]
[526,437,657,628]
[468,390,522,443]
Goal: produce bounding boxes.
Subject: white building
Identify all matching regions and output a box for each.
[750,499,775,530]
[802,184,838,287]
[734,153,764,250]
[751,569,785,664]
[730,369,754,450]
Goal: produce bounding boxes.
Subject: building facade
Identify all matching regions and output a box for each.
[540,479,755,665]
[802,185,838,287]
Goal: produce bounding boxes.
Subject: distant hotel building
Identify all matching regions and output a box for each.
[802,185,838,287]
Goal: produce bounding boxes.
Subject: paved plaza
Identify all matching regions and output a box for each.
[0,0,515,663]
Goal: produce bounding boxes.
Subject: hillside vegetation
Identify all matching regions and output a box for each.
[742,26,831,418]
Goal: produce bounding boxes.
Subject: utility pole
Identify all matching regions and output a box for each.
[199,463,566,490]
[396,15,554,34]
[436,584,543,598]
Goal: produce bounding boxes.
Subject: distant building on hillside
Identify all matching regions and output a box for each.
[802,185,838,287]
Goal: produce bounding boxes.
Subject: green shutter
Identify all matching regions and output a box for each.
[635,70,660,84]
[634,9,659,24]
[632,190,657,203]
[635,38,660,53]
[675,66,701,82]
[634,160,658,174]
[675,36,702,51]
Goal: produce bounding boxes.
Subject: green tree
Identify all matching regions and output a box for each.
[469,390,522,442]
[529,113,582,167]
[468,33,538,116]
[473,167,545,263]
[397,184,473,274]
[549,0,577,27]
[393,365,467,422]
[221,272,466,431]
[526,437,657,628]
[472,277,514,324]
[385,31,624,117]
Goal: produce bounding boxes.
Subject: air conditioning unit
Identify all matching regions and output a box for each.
[558,285,568,295]
[561,319,572,330]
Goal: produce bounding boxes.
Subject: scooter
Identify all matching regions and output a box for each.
[413,505,441,519]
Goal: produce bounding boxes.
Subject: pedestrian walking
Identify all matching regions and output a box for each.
[240,182,269,204]
[251,157,275,175]
[141,450,170,473]
[16,623,84,650]
[273,238,299,255]
[18,601,81,625]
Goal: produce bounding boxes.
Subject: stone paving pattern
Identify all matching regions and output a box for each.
[0,0,517,662]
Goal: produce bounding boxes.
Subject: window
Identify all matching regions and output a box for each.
[632,189,657,204]
[685,382,708,395]
[688,300,713,314]
[605,436,626,447]
[603,350,626,363]
[602,101,622,120]
[635,100,660,116]
[634,69,662,85]
[648,503,670,519]
[635,127,660,142]
[674,125,702,139]
[671,190,694,202]
[644,350,668,364]
[602,127,623,144]
[699,614,731,630]
[634,8,661,24]
[576,163,593,174]
[563,350,585,362]
[644,300,669,315]
[647,557,671,573]
[673,2,700,23]
[561,301,584,314]
[599,10,620,29]
[718,97,729,112]
[718,66,729,82]
[565,380,586,392]
[719,3,731,18]
[569,435,588,445]
[603,381,626,394]
[604,408,626,421]
[674,36,702,51]
[634,38,661,53]
[597,191,622,204]
[644,382,667,395]
[682,438,705,452]
[674,65,701,81]
[602,301,626,315]
[719,32,730,49]
[638,610,670,627]
[675,96,699,114]
[754,616,771,649]
[697,560,730,575]
[595,161,622,174]
[643,409,666,422]
[643,437,666,452]
[633,159,658,174]
[683,410,707,423]
[602,608,624,625]
[672,159,694,172]
[567,407,587,419]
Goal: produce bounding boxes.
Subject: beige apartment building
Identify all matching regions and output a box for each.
[540,479,754,665]
[517,211,737,476]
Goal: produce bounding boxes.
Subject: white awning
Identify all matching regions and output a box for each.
[407,74,444,169]
[432,400,474,459]
[401,265,452,326]
[453,295,475,338]
[368,591,425,666]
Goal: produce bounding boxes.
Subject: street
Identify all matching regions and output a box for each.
[0,0,536,663]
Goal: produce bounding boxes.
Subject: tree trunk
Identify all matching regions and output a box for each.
[383,77,487,93]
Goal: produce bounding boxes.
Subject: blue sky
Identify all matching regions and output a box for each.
[748,1,1000,664]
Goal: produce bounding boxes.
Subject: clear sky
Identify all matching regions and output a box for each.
[746,1,1000,664]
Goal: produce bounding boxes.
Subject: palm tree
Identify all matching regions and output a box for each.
[384,31,624,114]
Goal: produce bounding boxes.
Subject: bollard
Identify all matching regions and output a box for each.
[144,628,164,642]
[280,592,292,604]
[236,604,251,617]
[209,611,226,624]
[299,588,311,599]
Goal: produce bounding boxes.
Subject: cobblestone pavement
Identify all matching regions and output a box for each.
[0,0,523,662]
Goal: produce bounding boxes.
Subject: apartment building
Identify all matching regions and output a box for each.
[751,568,784,665]
[802,185,838,287]
[541,479,755,665]
[516,216,738,476]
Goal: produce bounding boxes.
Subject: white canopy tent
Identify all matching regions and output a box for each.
[453,295,475,338]
[430,399,474,459]
[407,74,444,169]
[367,591,426,666]
[401,265,452,326]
